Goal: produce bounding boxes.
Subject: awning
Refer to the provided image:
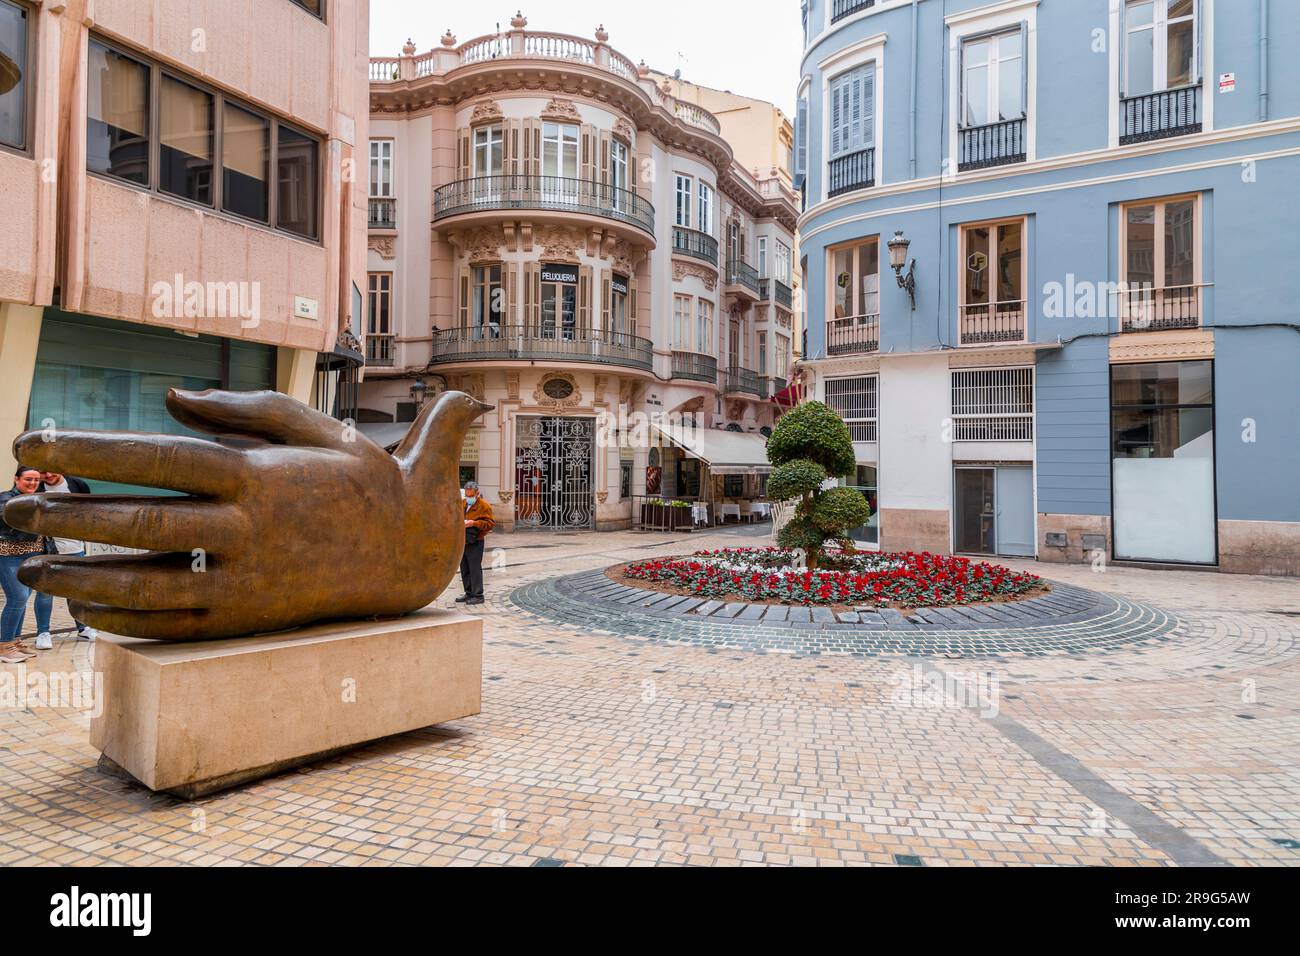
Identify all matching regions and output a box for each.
[358,421,411,451]
[772,382,801,408]
[653,423,772,475]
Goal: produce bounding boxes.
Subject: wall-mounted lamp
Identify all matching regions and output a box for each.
[887,230,917,309]
[409,378,428,408]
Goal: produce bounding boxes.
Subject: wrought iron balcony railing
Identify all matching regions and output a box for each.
[368,196,396,229]
[365,333,395,366]
[428,324,654,371]
[433,175,654,236]
[827,146,875,197]
[1116,284,1203,332]
[826,314,880,355]
[723,365,761,397]
[1120,86,1201,145]
[760,376,788,401]
[758,278,793,309]
[671,350,719,384]
[958,300,1027,345]
[672,226,718,265]
[958,117,1026,171]
[725,259,760,296]
[831,0,876,23]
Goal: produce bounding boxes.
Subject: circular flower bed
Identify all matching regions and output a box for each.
[621,547,1043,609]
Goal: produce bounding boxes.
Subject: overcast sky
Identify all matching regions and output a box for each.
[369,0,803,116]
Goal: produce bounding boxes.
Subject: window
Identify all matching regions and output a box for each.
[675,174,693,228]
[473,125,502,176]
[829,64,873,159]
[369,139,393,195]
[774,334,789,378]
[1111,360,1215,563]
[223,103,269,221]
[1124,0,1197,97]
[542,122,578,178]
[366,272,392,365]
[470,265,503,338]
[756,237,768,278]
[962,29,1024,128]
[696,299,713,355]
[87,38,320,240]
[829,238,879,320]
[610,272,630,335]
[774,240,792,283]
[1121,196,1199,330]
[757,331,767,376]
[794,94,808,188]
[87,40,150,185]
[959,219,1025,344]
[610,138,629,192]
[674,294,692,349]
[825,376,877,442]
[288,0,323,18]
[845,463,878,546]
[950,368,1034,441]
[697,182,713,234]
[0,0,28,149]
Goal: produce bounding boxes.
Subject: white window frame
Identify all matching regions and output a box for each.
[828,63,874,160]
[696,298,713,354]
[369,139,392,197]
[757,237,768,278]
[775,334,789,378]
[1108,0,1212,145]
[609,137,629,192]
[675,174,693,228]
[825,375,878,443]
[818,33,886,201]
[472,124,503,177]
[1121,0,1199,98]
[697,181,713,234]
[945,1,1037,178]
[673,293,692,350]
[775,240,792,284]
[960,28,1026,130]
[542,122,579,178]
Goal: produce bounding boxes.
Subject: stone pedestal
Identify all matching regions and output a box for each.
[90,609,482,798]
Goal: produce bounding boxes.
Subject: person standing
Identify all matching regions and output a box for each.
[0,466,49,661]
[457,481,494,606]
[38,471,97,646]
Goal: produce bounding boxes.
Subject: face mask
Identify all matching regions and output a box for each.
[465,495,476,504]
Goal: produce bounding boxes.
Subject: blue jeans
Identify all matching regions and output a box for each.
[0,553,52,643]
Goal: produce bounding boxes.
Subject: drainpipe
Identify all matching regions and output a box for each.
[909,0,919,179]
[1259,0,1270,121]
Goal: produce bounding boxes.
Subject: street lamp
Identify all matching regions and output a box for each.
[887,230,917,309]
[409,378,427,409]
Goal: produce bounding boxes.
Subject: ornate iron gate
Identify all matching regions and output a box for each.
[514,416,595,530]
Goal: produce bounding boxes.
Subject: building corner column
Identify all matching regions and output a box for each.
[0,304,45,476]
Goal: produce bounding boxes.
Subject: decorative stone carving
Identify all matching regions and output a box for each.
[470,100,503,124]
[368,235,396,259]
[535,225,583,263]
[403,38,418,55]
[728,400,745,419]
[505,372,520,401]
[596,491,608,503]
[948,348,1038,368]
[498,490,513,503]
[463,227,504,263]
[614,119,635,142]
[541,97,581,122]
[456,373,486,401]
[1108,329,1214,364]
[672,261,717,290]
[439,31,456,48]
[594,375,608,405]
[534,372,583,409]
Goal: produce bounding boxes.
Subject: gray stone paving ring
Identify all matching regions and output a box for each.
[510,568,1182,658]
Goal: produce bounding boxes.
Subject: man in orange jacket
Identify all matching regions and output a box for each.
[457,480,495,605]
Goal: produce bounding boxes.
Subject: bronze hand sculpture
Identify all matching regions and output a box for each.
[4,388,492,641]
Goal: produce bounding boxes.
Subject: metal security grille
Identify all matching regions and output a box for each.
[514,416,595,530]
[825,376,877,442]
[951,368,1034,441]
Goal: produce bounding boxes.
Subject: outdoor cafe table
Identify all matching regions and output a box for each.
[691,502,710,526]
[719,503,741,522]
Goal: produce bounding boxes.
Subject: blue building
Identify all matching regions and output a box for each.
[794,0,1299,575]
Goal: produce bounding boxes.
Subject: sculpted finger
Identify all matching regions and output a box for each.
[70,603,215,642]
[4,495,244,552]
[17,553,217,610]
[13,430,243,498]
[167,388,361,452]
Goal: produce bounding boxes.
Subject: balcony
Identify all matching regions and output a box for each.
[831,0,876,23]
[365,333,395,367]
[760,376,788,401]
[758,278,793,310]
[827,147,875,198]
[671,350,719,384]
[368,197,396,229]
[1117,284,1203,333]
[959,300,1027,345]
[1120,86,1201,145]
[672,226,718,266]
[958,118,1026,171]
[725,259,760,301]
[433,175,654,238]
[826,314,880,356]
[428,324,654,372]
[723,365,761,397]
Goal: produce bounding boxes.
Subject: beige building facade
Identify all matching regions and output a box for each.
[0,0,370,476]
[362,16,798,531]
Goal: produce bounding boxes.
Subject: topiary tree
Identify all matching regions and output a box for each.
[767,401,870,569]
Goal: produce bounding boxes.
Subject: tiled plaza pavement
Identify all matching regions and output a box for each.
[1,523,1298,866]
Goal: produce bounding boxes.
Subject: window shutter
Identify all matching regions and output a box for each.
[458,129,471,180]
[830,76,842,156]
[1192,0,1202,83]
[579,265,592,332]
[629,280,638,337]
[1119,5,1128,98]
[458,268,471,331]
[601,276,611,334]
[581,125,597,183]
[1019,21,1029,119]
[506,263,518,329]
[523,119,540,177]
[861,65,875,148]
[525,262,539,332]
[599,131,611,184]
[795,97,808,182]
[504,119,520,176]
